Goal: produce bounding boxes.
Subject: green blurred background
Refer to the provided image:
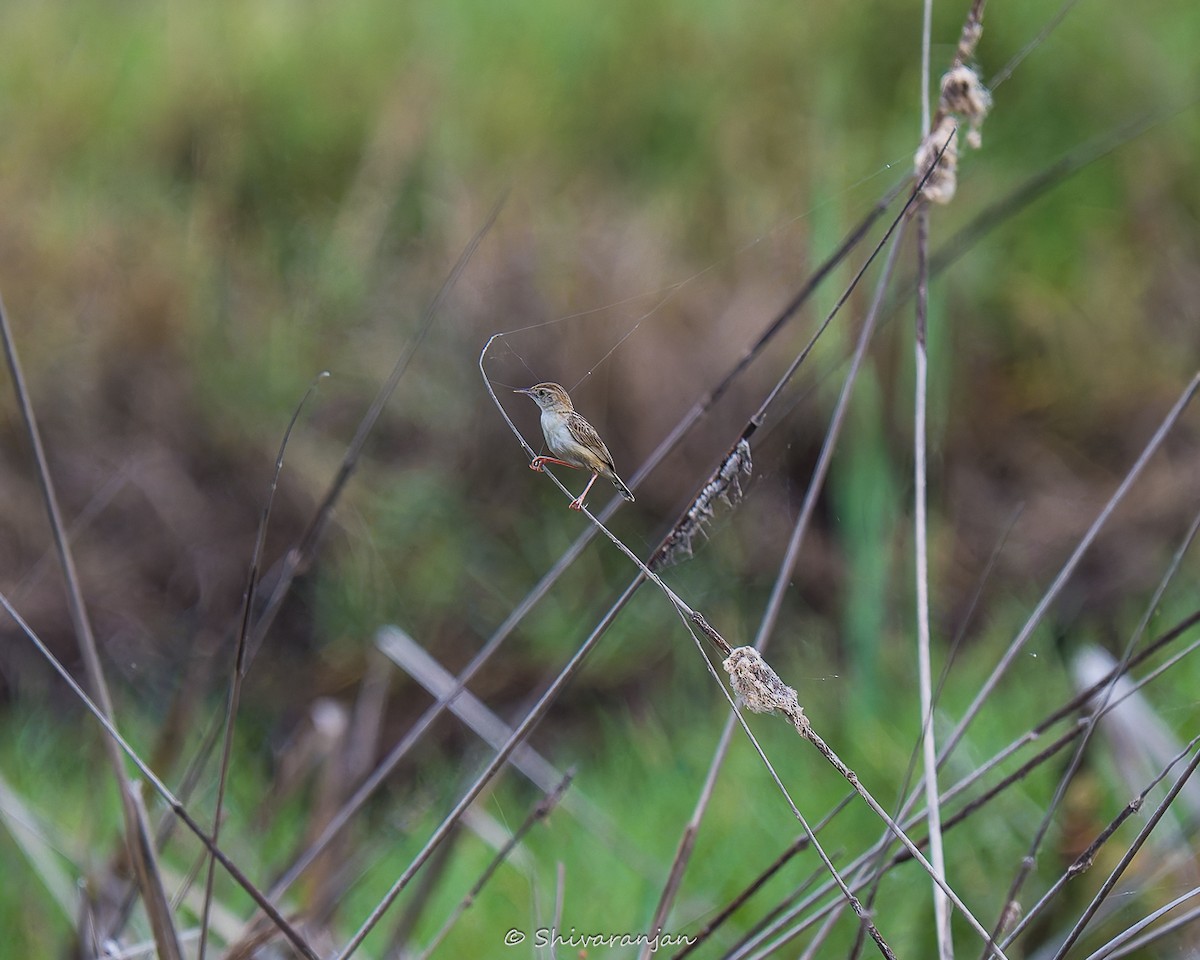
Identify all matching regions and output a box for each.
[1,0,1199,955]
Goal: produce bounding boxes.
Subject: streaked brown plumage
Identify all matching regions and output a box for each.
[515,381,635,510]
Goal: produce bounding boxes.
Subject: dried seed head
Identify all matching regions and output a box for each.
[955,18,984,67]
[654,438,753,569]
[915,64,991,204]
[914,114,961,205]
[724,646,805,730]
[940,64,991,148]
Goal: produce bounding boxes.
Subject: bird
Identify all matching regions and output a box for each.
[515,381,635,510]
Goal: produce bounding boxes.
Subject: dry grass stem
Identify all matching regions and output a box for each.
[1091,897,1200,958]
[415,771,574,960]
[1086,883,1200,960]
[1005,730,1200,949]
[714,652,896,960]
[654,164,933,574]
[982,503,1200,954]
[990,0,1081,88]
[483,349,738,661]
[381,821,460,957]
[1050,744,1200,959]
[378,626,645,872]
[632,177,904,486]
[0,293,184,960]
[913,5,971,948]
[420,198,919,955]
[259,571,663,921]
[473,178,927,957]
[761,379,1200,949]
[722,646,1011,958]
[913,201,951,958]
[330,574,645,960]
[242,201,499,668]
[0,589,321,960]
[788,632,1200,953]
[150,202,497,945]
[748,691,1012,960]
[647,227,905,954]
[638,716,738,960]
[677,603,1199,956]
[930,105,1181,280]
[937,371,1200,769]
[842,509,1023,960]
[482,179,904,579]
[199,372,325,960]
[675,863,827,959]
[755,225,905,649]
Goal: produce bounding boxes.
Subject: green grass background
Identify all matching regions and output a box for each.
[1,0,1199,956]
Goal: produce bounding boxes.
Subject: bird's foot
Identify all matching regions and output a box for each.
[530,455,577,472]
[568,496,586,511]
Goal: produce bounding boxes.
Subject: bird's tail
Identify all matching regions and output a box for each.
[612,474,635,502]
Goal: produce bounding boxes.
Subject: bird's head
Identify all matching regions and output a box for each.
[515,382,573,413]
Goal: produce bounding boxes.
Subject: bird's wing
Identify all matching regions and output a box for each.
[567,412,615,469]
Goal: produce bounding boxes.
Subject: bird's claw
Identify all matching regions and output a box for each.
[529,456,548,472]
[568,498,586,511]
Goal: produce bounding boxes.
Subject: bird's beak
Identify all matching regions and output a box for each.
[514,387,532,395]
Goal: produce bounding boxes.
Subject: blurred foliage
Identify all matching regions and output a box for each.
[1,0,1199,955]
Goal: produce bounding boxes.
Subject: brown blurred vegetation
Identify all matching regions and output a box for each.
[0,0,1197,728]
